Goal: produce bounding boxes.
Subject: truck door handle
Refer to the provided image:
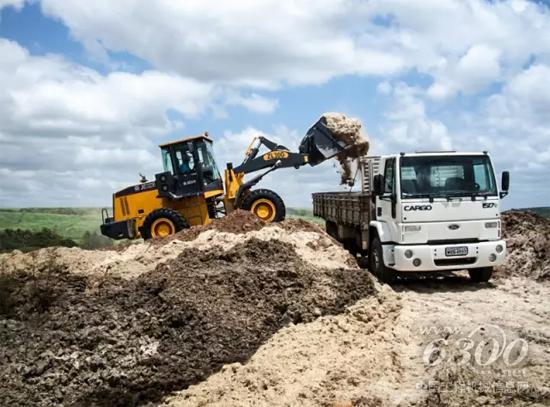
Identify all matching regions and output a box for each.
[377,207,382,216]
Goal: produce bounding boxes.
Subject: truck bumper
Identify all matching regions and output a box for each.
[383,240,506,272]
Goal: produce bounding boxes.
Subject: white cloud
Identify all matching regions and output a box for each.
[39,0,406,87]
[376,83,453,153]
[0,0,24,10]
[0,39,216,206]
[225,92,278,114]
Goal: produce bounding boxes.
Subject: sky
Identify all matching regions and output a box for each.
[0,0,549,209]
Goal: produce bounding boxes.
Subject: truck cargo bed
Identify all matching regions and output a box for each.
[312,192,371,227]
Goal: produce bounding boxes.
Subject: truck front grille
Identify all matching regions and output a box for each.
[434,257,477,267]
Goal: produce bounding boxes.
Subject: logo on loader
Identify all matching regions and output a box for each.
[263,151,289,160]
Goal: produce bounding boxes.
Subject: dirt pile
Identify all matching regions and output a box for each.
[0,213,374,406]
[322,112,370,185]
[498,210,550,281]
[166,285,403,407]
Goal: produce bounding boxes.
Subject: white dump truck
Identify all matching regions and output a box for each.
[313,152,510,283]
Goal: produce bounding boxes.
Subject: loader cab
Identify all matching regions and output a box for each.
[156,134,223,199]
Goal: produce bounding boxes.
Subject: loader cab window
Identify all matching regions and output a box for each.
[196,141,221,185]
[168,143,196,176]
[161,149,174,174]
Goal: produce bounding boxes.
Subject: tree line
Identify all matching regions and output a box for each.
[0,228,113,253]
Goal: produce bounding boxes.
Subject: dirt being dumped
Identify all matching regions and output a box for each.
[0,213,374,406]
[498,210,550,281]
[322,112,370,185]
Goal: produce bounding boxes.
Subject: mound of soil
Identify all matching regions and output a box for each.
[0,236,374,406]
[499,210,550,281]
[168,210,266,243]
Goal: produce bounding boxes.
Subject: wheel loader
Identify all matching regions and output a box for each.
[100,117,354,240]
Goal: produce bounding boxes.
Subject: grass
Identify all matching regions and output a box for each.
[0,208,103,243]
[286,208,324,225]
[0,207,324,243]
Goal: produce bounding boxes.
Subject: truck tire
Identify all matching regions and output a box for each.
[468,267,493,283]
[141,208,188,240]
[369,237,397,284]
[242,189,285,222]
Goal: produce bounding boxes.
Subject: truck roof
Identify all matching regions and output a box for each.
[375,151,489,158]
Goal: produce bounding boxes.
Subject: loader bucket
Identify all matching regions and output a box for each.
[299,117,351,166]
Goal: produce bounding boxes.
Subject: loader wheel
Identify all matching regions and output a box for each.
[468,267,493,283]
[141,208,188,240]
[369,237,396,284]
[242,189,285,222]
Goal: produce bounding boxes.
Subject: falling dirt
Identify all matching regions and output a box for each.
[322,112,370,185]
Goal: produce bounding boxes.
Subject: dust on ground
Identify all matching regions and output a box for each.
[0,211,374,406]
[322,112,370,185]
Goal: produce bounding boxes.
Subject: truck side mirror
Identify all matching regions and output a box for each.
[500,171,510,198]
[372,174,384,196]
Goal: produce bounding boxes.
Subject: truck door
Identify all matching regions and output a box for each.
[377,158,397,222]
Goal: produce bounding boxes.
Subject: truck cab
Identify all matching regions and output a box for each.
[371,151,509,281]
[313,151,510,283]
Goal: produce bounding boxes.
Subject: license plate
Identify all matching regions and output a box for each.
[445,246,468,257]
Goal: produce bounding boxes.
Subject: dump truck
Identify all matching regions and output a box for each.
[100,116,354,240]
[313,152,510,283]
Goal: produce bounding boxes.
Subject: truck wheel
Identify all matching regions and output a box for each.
[141,208,188,240]
[468,267,493,283]
[369,237,396,284]
[242,189,285,222]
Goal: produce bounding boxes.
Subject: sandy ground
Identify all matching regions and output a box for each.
[165,273,550,407]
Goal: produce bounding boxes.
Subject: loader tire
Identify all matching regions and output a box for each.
[369,237,396,284]
[242,189,285,222]
[468,267,493,283]
[141,208,188,240]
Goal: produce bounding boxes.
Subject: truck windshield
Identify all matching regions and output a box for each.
[400,155,497,199]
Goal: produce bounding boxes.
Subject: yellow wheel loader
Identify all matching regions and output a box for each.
[100,118,354,240]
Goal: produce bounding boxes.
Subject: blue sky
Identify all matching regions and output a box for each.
[0,0,549,209]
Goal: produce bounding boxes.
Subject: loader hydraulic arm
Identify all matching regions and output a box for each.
[233,136,309,175]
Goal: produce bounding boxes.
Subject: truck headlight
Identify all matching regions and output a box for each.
[403,225,421,232]
[405,249,413,259]
[495,244,504,253]
[485,221,498,229]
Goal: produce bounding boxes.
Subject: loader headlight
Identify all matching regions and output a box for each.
[403,225,421,232]
[495,244,504,254]
[485,221,498,229]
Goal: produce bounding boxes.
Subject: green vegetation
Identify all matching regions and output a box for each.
[0,228,77,253]
[0,208,102,243]
[523,207,550,218]
[286,207,324,225]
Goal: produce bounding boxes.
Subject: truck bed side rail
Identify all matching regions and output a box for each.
[312,192,371,227]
